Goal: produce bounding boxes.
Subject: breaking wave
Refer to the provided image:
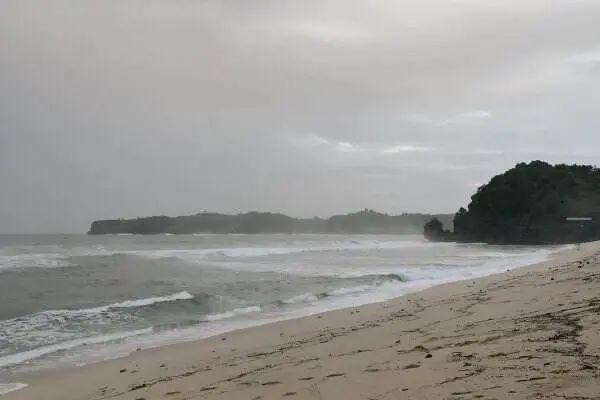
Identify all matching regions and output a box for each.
[123,239,437,262]
[279,273,409,305]
[0,328,152,368]
[0,253,73,271]
[0,383,28,395]
[65,291,195,314]
[0,291,196,367]
[204,306,262,321]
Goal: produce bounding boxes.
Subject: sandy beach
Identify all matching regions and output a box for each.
[5,241,600,400]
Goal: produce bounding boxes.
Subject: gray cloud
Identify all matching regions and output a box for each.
[1,0,600,232]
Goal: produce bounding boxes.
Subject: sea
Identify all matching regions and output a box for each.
[0,233,568,394]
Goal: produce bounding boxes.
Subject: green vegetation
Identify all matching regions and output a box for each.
[423,218,454,242]
[425,161,600,244]
[89,210,454,235]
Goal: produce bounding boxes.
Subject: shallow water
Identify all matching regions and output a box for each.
[0,233,565,387]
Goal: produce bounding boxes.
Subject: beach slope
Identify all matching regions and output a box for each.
[7,242,600,400]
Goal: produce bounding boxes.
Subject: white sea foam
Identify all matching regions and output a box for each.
[0,253,73,271]
[281,274,409,307]
[281,284,389,306]
[0,244,114,272]
[281,293,319,304]
[0,328,152,368]
[66,291,194,314]
[68,245,111,257]
[1,291,193,331]
[327,285,372,296]
[0,383,28,395]
[214,250,551,279]
[0,291,194,358]
[204,306,262,321]
[123,239,439,262]
[8,291,195,319]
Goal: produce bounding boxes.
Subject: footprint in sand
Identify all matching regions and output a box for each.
[261,381,282,386]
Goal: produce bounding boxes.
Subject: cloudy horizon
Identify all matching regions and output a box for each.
[2,0,600,233]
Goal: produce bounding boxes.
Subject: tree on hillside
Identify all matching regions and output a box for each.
[446,161,600,244]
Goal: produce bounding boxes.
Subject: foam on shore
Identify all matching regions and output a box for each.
[0,383,27,395]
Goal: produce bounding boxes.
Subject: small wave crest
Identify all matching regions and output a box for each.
[278,273,410,306]
[123,239,432,262]
[0,328,152,368]
[327,285,372,296]
[364,273,407,282]
[0,291,196,366]
[280,293,320,305]
[68,291,195,314]
[6,291,196,320]
[204,306,261,322]
[0,383,28,395]
[0,253,73,271]
[0,291,195,335]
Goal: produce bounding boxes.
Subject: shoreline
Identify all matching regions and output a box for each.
[0,242,555,379]
[5,241,600,399]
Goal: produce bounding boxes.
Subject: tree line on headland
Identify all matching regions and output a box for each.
[88,209,454,235]
[425,161,600,244]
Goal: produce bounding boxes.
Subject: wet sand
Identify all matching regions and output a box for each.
[6,241,600,400]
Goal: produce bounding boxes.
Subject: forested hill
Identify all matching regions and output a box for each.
[425,161,600,244]
[89,210,454,235]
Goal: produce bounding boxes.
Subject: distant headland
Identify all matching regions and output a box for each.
[425,161,600,245]
[88,210,454,235]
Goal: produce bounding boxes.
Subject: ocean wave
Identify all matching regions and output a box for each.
[0,291,195,357]
[204,306,261,322]
[279,286,372,306]
[67,291,195,314]
[365,273,407,282]
[122,239,435,262]
[0,238,564,375]
[279,274,409,306]
[7,291,196,319]
[280,293,320,305]
[0,328,152,368]
[326,285,372,296]
[0,253,73,271]
[0,383,28,395]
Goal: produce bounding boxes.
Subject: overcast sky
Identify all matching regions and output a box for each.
[2,0,600,233]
